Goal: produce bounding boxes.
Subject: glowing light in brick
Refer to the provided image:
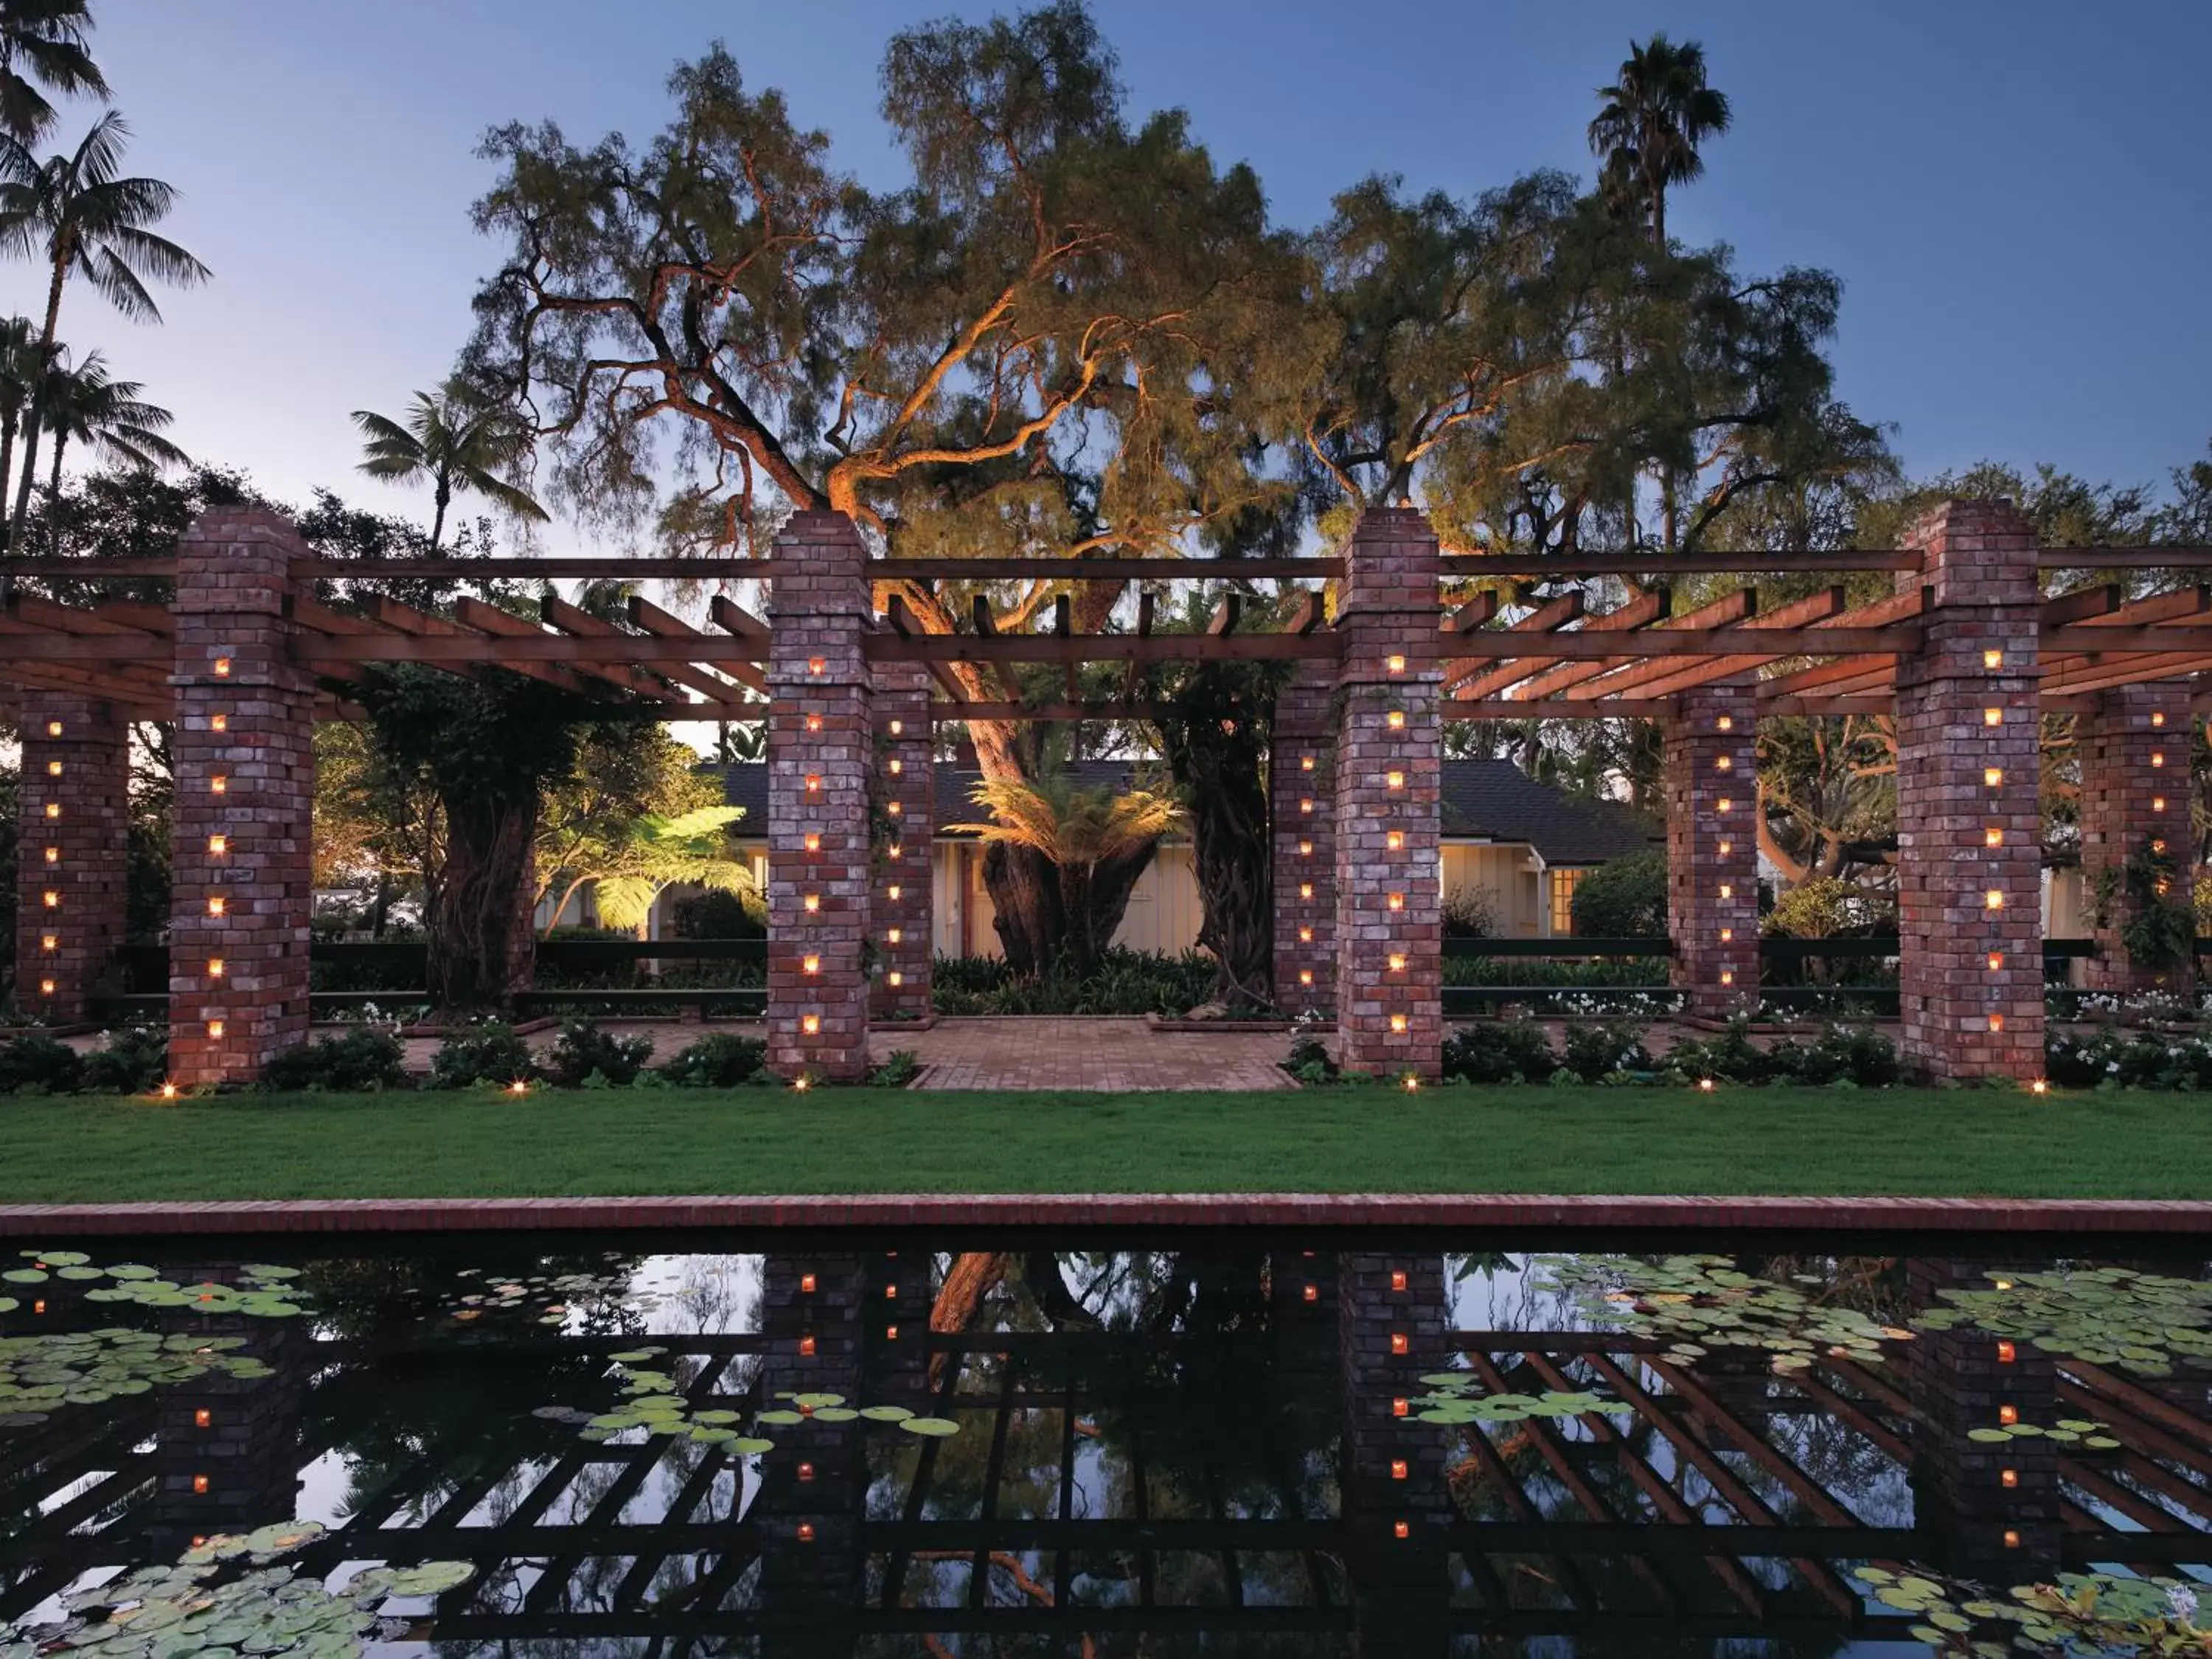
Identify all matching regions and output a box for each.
[44,803,58,818]
[206,1020,223,1039]
[796,1523,816,1543]
[1391,1459,1408,1481]
[1391,1269,1408,1292]
[1996,1340,2016,1363]
[1985,889,2004,911]
[1388,953,1406,971]
[890,719,903,736]
[888,757,902,774]
[2152,751,2166,768]
[1715,755,1732,771]
[209,835,226,855]
[799,1335,816,1355]
[38,978,52,995]
[804,831,821,852]
[1986,827,2003,847]
[807,657,825,676]
[38,934,53,952]
[1301,755,1315,771]
[1716,714,1733,731]
[805,713,821,733]
[210,714,227,733]
[1389,1012,1408,1034]
[2001,1467,2019,1488]
[1719,928,1733,943]
[43,847,56,864]
[2154,796,2168,813]
[1716,798,1732,813]
[195,1409,212,1429]
[1385,770,1404,790]
[1386,830,1403,850]
[1387,891,1405,912]
[210,775,226,794]
[1299,797,1314,814]
[1984,707,2003,726]
[1719,883,1733,898]
[888,883,902,900]
[1394,1520,1411,1540]
[1298,883,1313,900]
[887,801,902,815]
[1386,654,1406,674]
[46,760,60,776]
[213,658,232,677]
[1393,1397,1409,1416]
[1999,1404,2019,1426]
[1298,969,1314,987]
[887,928,902,945]
[800,1273,816,1293]
[1719,970,1735,986]
[1387,709,1405,730]
[1987,952,2004,971]
[1390,1332,1408,1354]
[1298,927,1313,944]
[1989,1013,2005,1032]
[192,1475,209,1494]
[804,773,821,794]
[888,970,903,987]
[888,842,903,860]
[1717,840,1731,857]
[208,897,226,917]
[208,959,224,979]
[802,955,820,975]
[803,894,819,913]
[1983,650,2002,669]
[41,890,56,908]
[801,1015,821,1036]
[1298,839,1312,856]
[44,720,60,737]
[2152,710,2168,727]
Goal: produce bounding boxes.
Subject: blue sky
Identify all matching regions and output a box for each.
[7,0,2208,551]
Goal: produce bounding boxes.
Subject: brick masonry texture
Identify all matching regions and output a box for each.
[2076,681,2195,996]
[766,512,874,1081]
[1272,660,1336,1013]
[1334,509,1443,1079]
[869,661,933,1020]
[4,1193,2208,1235]
[168,511,316,1087]
[1893,501,2044,1081]
[1666,684,1759,1018]
[15,695,130,1023]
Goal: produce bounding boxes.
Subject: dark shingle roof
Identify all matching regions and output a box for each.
[1441,759,1660,866]
[709,757,1658,865]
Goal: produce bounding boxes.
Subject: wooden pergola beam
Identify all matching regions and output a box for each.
[450,596,627,700]
[1458,588,1672,702]
[1626,587,1916,701]
[2042,655,2212,696]
[625,595,768,700]
[1549,589,1762,700]
[541,594,739,709]
[1441,591,1587,695]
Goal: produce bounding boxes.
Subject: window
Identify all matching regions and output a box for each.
[1548,869,1585,936]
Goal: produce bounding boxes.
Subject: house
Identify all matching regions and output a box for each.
[700,758,1658,954]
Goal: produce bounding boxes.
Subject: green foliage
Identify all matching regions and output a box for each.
[2047,1028,2212,1091]
[260,1029,408,1093]
[0,1032,77,1093]
[1441,886,1498,939]
[1569,849,1667,938]
[1661,1019,1776,1083]
[2118,841,2197,970]
[79,1025,164,1093]
[867,1050,921,1088]
[1441,1020,1558,1085]
[657,1032,768,1088]
[670,886,765,940]
[1559,1018,1655,1082]
[540,1018,654,1088]
[931,948,1219,1016]
[1763,877,1893,939]
[429,1021,537,1089]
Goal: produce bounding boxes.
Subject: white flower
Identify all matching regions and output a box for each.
[2168,1583,2197,1626]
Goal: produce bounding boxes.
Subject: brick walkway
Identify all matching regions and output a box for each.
[878,1016,1293,1091]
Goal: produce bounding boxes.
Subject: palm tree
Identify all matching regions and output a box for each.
[545,805,755,936]
[0,110,208,545]
[950,776,1181,973]
[0,312,36,509]
[1586,33,1731,250]
[34,346,184,495]
[0,1,102,145]
[351,379,549,552]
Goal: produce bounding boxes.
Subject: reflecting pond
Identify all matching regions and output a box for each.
[3,1230,2211,1655]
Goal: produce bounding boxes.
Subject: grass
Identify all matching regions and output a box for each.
[0,1085,2202,1203]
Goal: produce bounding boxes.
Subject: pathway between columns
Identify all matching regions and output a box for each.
[877,1016,1293,1091]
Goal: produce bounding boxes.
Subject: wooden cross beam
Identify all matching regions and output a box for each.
[1458,588,1672,703]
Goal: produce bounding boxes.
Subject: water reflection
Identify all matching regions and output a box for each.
[1,1234,2208,1655]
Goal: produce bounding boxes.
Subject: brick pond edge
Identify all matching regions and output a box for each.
[0,1194,2208,1235]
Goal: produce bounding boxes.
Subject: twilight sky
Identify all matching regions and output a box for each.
[7,0,2208,552]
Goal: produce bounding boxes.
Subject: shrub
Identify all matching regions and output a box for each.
[262,1028,409,1092]
[1569,849,1667,939]
[931,948,1217,1017]
[868,1049,921,1088]
[1442,886,1499,939]
[1559,1018,1653,1082]
[430,1022,538,1089]
[0,1033,81,1095]
[1764,877,1896,939]
[1442,1021,1558,1084]
[80,1026,167,1093]
[1284,1034,1338,1085]
[1785,1024,1902,1088]
[1663,1019,1775,1084]
[658,1031,768,1088]
[2046,1029,2212,1091]
[540,1018,655,1088]
[669,887,766,940]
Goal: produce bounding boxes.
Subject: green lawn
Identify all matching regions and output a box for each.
[0,1085,2200,1203]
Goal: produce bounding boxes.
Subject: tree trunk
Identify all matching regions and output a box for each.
[984,841,1062,975]
[429,476,450,554]
[425,790,539,1010]
[0,407,17,521]
[9,245,69,552]
[1183,759,1273,1006]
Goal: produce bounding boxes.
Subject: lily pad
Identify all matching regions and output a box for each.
[897,1416,962,1437]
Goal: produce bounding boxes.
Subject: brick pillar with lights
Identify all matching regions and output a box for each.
[756,1253,865,1656]
[1333,508,1442,1079]
[869,659,932,1021]
[1272,660,1335,1013]
[15,695,130,1023]
[2076,681,2195,998]
[1338,1251,1450,1652]
[1893,501,2044,1081]
[169,510,315,1087]
[1665,683,1759,1020]
[766,512,872,1081]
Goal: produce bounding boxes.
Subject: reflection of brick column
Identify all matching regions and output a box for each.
[15,696,129,1023]
[1906,1259,2061,1583]
[1666,684,1759,1019]
[1334,509,1442,1079]
[2078,682,2195,997]
[869,661,932,1021]
[1894,501,2044,1081]
[757,1255,864,1657]
[766,512,872,1081]
[1272,661,1335,1013]
[145,1297,310,1561]
[170,511,315,1086]
[1338,1251,1449,1653]
[863,1246,932,1407]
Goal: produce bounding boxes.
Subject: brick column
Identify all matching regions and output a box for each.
[1665,684,1759,1020]
[2076,681,2195,997]
[1333,509,1442,1079]
[15,695,129,1023]
[766,512,872,1082]
[756,1253,864,1656]
[869,660,932,1021]
[1893,501,2044,1082]
[169,510,315,1087]
[1338,1251,1450,1651]
[1272,661,1335,1013]
[1907,1259,2062,1582]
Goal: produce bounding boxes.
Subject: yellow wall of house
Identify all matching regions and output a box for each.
[1441,843,1548,936]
